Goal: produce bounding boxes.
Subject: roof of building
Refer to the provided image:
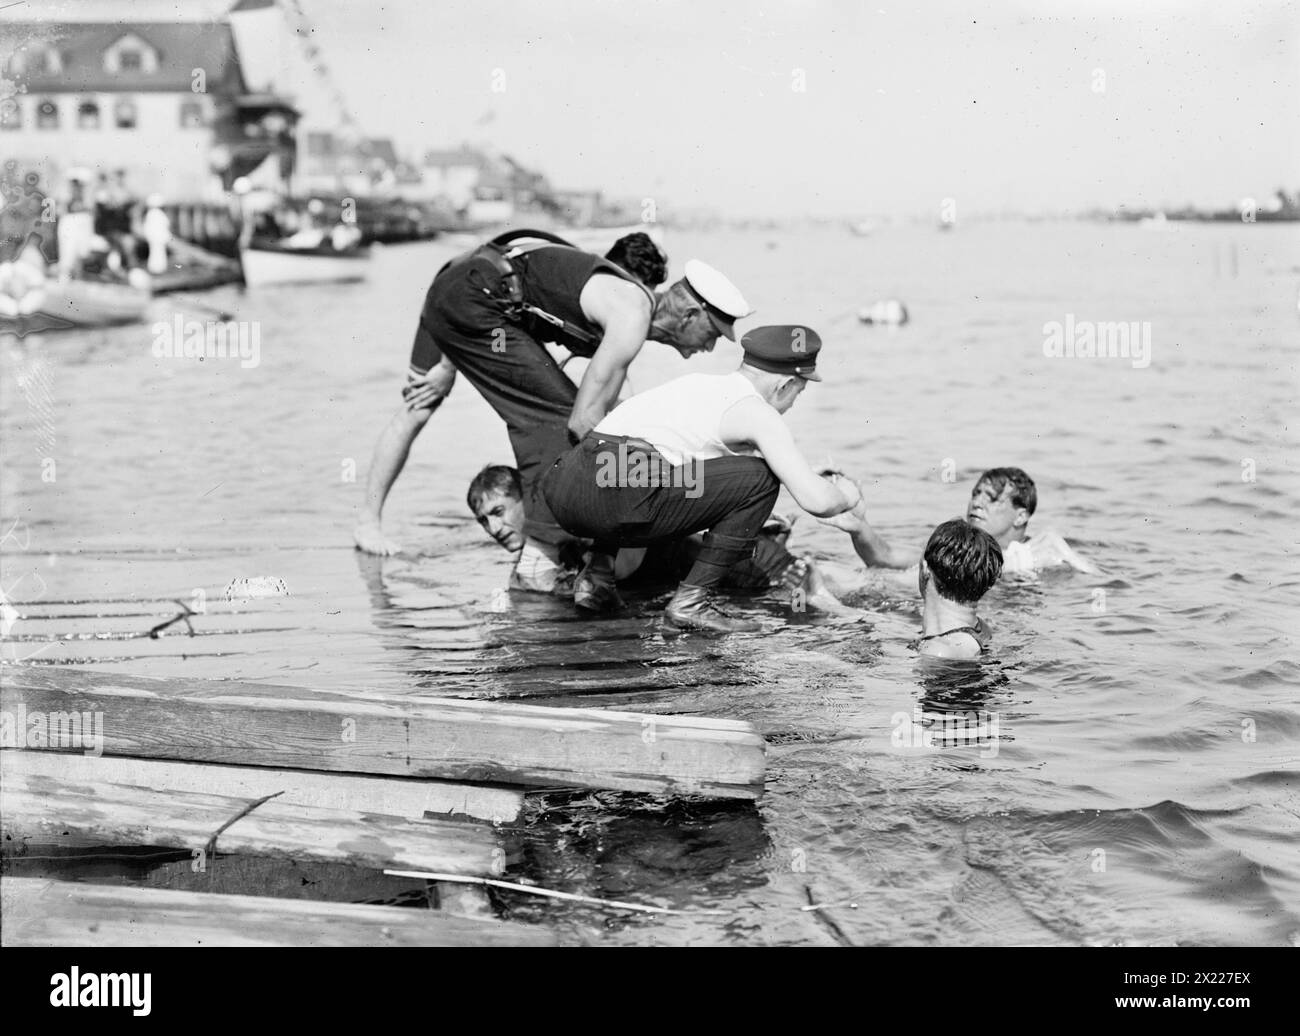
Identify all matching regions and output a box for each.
[423,148,487,170]
[5,22,246,94]
[305,131,338,157]
[6,1,235,22]
[364,138,398,166]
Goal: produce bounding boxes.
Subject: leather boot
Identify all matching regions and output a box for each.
[573,553,623,613]
[664,584,761,633]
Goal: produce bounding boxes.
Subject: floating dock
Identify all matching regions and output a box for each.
[0,664,767,945]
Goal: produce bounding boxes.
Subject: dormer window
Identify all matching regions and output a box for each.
[104,33,159,75]
[8,46,63,77]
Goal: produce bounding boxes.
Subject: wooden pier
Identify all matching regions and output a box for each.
[0,664,766,946]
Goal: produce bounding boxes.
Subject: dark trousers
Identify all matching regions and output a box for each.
[410,252,579,547]
[541,435,781,590]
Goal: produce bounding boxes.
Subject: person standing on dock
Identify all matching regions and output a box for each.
[352,230,750,598]
[540,325,862,632]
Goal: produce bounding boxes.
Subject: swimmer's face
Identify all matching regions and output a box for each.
[966,479,1027,542]
[474,490,525,553]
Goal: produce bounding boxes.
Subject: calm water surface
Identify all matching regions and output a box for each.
[2,221,1297,945]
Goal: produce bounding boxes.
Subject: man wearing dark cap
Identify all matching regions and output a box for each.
[541,324,862,632]
[353,230,750,596]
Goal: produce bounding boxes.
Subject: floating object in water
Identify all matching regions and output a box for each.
[3,876,555,946]
[384,869,732,916]
[1138,212,1177,231]
[4,666,767,798]
[858,299,909,326]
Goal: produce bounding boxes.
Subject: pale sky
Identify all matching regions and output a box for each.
[11,0,1300,217]
[302,0,1300,217]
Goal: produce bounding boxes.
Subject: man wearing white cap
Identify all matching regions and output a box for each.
[354,229,751,596]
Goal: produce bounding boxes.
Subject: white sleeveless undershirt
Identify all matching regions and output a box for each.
[593,371,762,467]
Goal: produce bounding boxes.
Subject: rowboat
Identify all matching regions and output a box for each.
[0,276,151,335]
[150,239,245,296]
[150,264,244,295]
[239,241,371,287]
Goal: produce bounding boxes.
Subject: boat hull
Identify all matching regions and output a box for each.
[240,245,371,287]
[0,279,151,334]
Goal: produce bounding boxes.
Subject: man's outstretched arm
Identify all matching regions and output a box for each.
[1036,531,1099,574]
[817,476,916,569]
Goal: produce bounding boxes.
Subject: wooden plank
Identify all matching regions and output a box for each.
[0,758,506,876]
[0,878,556,947]
[1,749,522,823]
[6,848,437,906]
[1,666,766,799]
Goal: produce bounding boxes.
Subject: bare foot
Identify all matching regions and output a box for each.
[353,515,402,556]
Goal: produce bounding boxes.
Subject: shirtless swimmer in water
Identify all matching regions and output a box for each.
[822,466,1096,579]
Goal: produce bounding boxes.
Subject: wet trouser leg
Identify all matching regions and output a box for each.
[415,255,580,548]
[542,439,781,590]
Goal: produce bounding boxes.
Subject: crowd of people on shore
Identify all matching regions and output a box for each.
[353,228,1095,660]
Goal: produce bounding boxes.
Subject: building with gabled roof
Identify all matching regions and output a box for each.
[1,7,299,201]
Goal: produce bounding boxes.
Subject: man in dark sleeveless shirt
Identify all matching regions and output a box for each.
[353,230,750,595]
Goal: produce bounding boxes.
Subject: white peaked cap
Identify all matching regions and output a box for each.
[682,258,753,340]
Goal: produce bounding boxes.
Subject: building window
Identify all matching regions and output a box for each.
[36,98,59,129]
[6,47,62,77]
[104,34,159,75]
[77,100,101,129]
[179,99,205,129]
[114,98,137,129]
[0,97,20,130]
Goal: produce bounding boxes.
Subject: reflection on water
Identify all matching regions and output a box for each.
[2,221,1298,944]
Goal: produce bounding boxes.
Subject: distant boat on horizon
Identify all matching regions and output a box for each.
[1138,212,1177,231]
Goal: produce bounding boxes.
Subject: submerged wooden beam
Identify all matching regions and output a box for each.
[0,878,556,947]
[1,666,766,799]
[0,754,505,876]
[0,750,522,823]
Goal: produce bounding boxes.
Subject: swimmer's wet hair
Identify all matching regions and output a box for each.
[924,519,1004,605]
[606,232,667,288]
[975,467,1037,516]
[467,464,521,513]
